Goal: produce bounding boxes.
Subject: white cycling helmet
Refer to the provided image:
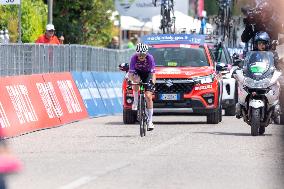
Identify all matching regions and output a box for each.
[136,43,148,54]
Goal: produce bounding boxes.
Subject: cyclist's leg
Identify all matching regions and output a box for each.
[141,72,155,129]
[129,72,140,110]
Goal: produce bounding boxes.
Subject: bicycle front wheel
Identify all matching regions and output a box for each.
[139,94,146,137]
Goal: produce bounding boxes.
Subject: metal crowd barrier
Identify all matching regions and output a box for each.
[0,44,135,77]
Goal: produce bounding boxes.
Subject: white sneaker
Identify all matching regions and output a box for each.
[132,103,138,110]
[147,122,155,131]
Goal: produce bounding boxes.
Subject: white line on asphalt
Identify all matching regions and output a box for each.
[136,133,188,156]
[58,163,131,189]
[58,133,188,189]
[58,176,93,189]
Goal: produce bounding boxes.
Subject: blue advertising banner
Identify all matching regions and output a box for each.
[71,72,98,117]
[81,72,107,117]
[107,72,125,113]
[91,72,115,115]
[141,34,205,45]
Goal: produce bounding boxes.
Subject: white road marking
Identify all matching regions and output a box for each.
[58,133,188,189]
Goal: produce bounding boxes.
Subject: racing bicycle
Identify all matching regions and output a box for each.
[154,0,175,34]
[132,81,149,137]
[215,0,235,46]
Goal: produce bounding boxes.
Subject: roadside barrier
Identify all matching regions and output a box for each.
[91,72,115,115]
[99,73,121,114]
[72,72,98,116]
[107,72,124,112]
[42,73,89,124]
[0,73,89,137]
[1,71,124,137]
[80,72,107,117]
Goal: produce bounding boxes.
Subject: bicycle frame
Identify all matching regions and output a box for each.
[215,0,235,47]
[131,82,149,137]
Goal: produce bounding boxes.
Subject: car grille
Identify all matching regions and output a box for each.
[155,79,195,94]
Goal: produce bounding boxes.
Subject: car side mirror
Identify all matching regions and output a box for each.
[118,63,129,72]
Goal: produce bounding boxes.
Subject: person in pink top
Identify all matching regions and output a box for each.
[0,126,22,189]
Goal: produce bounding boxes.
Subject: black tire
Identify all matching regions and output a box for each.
[251,108,261,136]
[123,109,137,124]
[279,114,284,125]
[207,109,220,124]
[139,95,147,137]
[225,105,236,116]
[259,126,265,135]
[219,106,223,123]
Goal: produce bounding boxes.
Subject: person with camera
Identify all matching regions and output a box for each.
[241,1,283,46]
[241,1,284,67]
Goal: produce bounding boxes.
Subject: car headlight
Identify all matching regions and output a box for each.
[244,77,271,88]
[194,74,214,84]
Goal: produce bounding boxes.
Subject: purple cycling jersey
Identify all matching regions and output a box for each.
[129,53,156,73]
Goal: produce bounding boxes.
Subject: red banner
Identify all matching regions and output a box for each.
[0,73,88,137]
[0,75,61,137]
[42,73,88,124]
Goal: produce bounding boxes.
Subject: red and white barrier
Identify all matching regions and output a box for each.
[0,73,88,137]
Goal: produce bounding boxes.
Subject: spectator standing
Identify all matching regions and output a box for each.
[3,29,9,44]
[107,36,119,49]
[35,24,62,45]
[0,30,4,43]
[127,36,139,49]
[200,16,206,34]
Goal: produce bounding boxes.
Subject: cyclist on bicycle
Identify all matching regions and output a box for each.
[129,43,156,130]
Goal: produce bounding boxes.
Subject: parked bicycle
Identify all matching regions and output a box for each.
[153,0,175,34]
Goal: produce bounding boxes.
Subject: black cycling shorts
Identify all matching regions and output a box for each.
[135,70,154,92]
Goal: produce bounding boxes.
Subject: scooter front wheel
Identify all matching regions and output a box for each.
[251,108,261,136]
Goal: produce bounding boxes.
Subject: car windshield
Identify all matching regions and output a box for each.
[149,47,209,67]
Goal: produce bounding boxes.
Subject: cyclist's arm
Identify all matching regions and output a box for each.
[129,55,136,74]
[128,55,140,82]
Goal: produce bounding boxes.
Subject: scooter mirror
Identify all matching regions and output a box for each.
[279,37,284,45]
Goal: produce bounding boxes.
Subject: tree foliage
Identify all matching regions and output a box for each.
[53,0,115,46]
[0,0,47,43]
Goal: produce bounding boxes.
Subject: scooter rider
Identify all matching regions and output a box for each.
[235,31,280,119]
[129,43,156,130]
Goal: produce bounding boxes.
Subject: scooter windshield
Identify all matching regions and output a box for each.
[243,51,275,80]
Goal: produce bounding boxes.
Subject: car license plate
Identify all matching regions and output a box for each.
[159,94,180,101]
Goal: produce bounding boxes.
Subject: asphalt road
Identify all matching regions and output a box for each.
[5,115,284,189]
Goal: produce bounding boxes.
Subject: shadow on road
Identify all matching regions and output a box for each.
[105,122,129,126]
[97,135,136,138]
[194,131,272,137]
[154,121,206,125]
